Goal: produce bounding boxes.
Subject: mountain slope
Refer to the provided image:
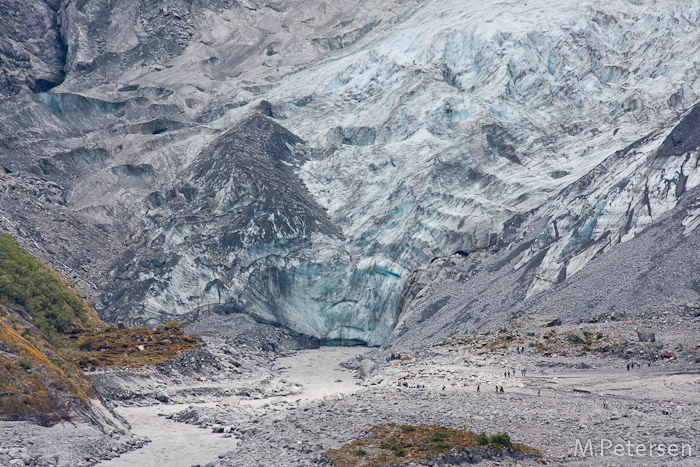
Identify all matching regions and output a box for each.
[389,104,700,348]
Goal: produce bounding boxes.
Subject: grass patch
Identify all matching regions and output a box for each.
[428,430,449,442]
[58,321,202,369]
[18,357,33,370]
[390,444,406,457]
[433,441,450,451]
[325,424,539,467]
[489,432,513,448]
[400,425,416,433]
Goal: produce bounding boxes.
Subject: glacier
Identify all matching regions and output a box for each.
[1,0,700,345]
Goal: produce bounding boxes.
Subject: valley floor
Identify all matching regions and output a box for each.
[3,315,700,467]
[93,347,369,467]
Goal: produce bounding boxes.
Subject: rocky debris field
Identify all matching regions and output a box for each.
[88,341,302,408]
[88,313,320,407]
[0,421,147,467]
[2,310,700,467]
[0,312,320,466]
[169,312,700,467]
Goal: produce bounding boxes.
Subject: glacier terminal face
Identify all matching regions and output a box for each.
[1,0,700,344]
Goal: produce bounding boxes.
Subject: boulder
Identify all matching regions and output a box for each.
[637,327,656,342]
[567,329,586,344]
[514,315,561,329]
[218,396,241,406]
[357,360,377,379]
[154,389,169,403]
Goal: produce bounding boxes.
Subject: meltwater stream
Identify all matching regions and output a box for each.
[96,346,370,466]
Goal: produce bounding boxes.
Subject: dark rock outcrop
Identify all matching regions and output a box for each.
[0,0,66,96]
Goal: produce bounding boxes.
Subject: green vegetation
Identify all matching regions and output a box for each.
[433,441,450,451]
[21,328,37,346]
[489,432,513,448]
[476,432,514,448]
[428,430,449,442]
[0,234,89,339]
[389,444,405,456]
[400,424,416,433]
[695,357,700,364]
[18,358,33,370]
[326,424,539,467]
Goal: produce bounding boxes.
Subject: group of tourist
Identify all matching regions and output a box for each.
[627,354,662,370]
[386,352,411,362]
[397,381,425,389]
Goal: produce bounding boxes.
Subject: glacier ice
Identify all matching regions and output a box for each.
[108,0,700,344]
[2,0,700,345]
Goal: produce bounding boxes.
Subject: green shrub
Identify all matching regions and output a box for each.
[0,234,89,339]
[355,448,366,457]
[49,355,65,369]
[429,431,449,442]
[433,441,450,451]
[389,444,405,456]
[21,328,37,346]
[476,432,513,448]
[596,332,604,340]
[499,327,507,333]
[18,358,32,370]
[400,425,416,433]
[694,357,700,364]
[489,432,513,448]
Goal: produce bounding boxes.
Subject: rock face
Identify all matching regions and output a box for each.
[1,0,700,344]
[0,0,66,96]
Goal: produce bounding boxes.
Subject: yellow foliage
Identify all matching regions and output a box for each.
[0,311,95,422]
